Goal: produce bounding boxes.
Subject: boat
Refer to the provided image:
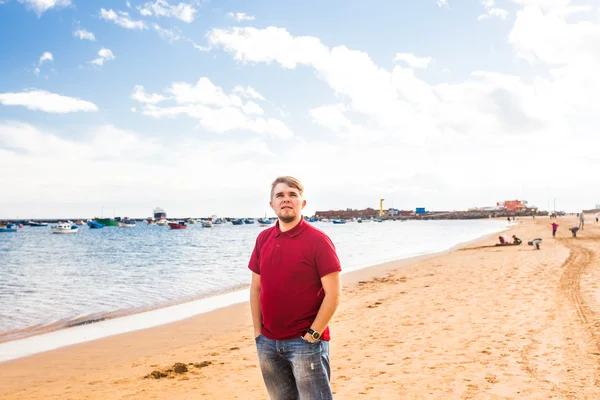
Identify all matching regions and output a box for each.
[51,222,78,234]
[212,217,225,225]
[28,221,48,227]
[168,221,187,230]
[244,218,255,224]
[0,223,18,233]
[118,218,136,228]
[332,220,346,224]
[201,220,213,228]
[74,219,85,225]
[308,218,317,223]
[231,219,244,225]
[152,207,168,226]
[187,219,197,224]
[94,218,118,227]
[146,218,155,225]
[257,218,273,225]
[87,221,104,229]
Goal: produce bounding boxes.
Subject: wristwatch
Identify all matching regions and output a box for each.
[307,328,321,341]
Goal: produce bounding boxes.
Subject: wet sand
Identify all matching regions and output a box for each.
[1,216,600,399]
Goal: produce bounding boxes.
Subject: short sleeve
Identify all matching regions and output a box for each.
[248,237,261,274]
[314,235,342,278]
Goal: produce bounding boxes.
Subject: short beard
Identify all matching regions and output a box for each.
[279,215,296,224]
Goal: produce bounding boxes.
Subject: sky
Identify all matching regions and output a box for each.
[1,0,600,219]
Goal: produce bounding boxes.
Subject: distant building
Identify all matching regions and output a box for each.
[497,200,528,212]
[415,207,426,215]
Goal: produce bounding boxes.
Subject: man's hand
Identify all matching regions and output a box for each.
[302,332,318,343]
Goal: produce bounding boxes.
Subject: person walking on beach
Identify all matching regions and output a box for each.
[551,222,559,237]
[595,212,598,224]
[579,211,585,230]
[249,176,342,400]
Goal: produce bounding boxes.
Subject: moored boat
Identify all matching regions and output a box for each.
[332,220,346,224]
[231,219,243,225]
[94,218,118,227]
[28,221,48,227]
[87,221,104,229]
[51,222,79,234]
[168,221,187,229]
[201,220,213,228]
[118,218,136,228]
[0,223,18,233]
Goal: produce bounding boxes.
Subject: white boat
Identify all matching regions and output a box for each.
[51,222,78,234]
[201,220,213,228]
[153,207,168,226]
[118,220,136,228]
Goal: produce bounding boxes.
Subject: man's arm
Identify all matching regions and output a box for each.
[250,271,262,338]
[304,271,342,342]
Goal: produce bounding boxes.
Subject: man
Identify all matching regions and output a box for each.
[570,226,580,237]
[579,211,585,230]
[249,176,342,399]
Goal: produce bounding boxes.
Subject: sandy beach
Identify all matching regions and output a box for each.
[1,216,599,399]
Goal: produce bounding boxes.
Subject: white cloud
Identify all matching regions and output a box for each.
[393,52,432,69]
[0,121,283,218]
[0,90,98,113]
[134,77,292,138]
[39,52,53,64]
[478,0,509,20]
[233,86,265,100]
[153,23,183,42]
[90,48,116,66]
[100,8,147,30]
[33,51,53,76]
[139,0,197,23]
[228,12,255,22]
[73,28,96,41]
[309,104,357,133]
[131,85,167,104]
[17,0,70,16]
[437,0,448,8]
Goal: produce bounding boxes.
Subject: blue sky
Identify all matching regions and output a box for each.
[1,0,600,218]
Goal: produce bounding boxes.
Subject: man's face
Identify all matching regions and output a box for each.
[270,183,306,223]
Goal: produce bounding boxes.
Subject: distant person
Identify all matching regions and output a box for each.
[551,222,559,237]
[512,235,522,245]
[249,176,342,400]
[595,212,598,224]
[579,212,585,230]
[507,217,511,223]
[528,238,542,250]
[498,235,506,244]
[569,226,580,237]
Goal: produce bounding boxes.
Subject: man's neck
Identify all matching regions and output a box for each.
[279,216,302,232]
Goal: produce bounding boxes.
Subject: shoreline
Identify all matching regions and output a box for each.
[6,217,597,398]
[0,220,509,360]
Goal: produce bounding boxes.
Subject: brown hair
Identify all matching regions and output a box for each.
[270,176,304,199]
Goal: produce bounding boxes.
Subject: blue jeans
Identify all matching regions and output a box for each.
[255,334,333,400]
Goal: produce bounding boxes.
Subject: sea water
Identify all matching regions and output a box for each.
[0,219,508,361]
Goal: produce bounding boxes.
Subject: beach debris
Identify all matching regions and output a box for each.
[173,363,188,374]
[144,361,212,379]
[147,370,168,379]
[193,361,212,369]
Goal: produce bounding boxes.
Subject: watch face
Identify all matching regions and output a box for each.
[312,331,321,340]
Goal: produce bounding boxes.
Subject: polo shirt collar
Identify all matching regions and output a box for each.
[275,217,307,238]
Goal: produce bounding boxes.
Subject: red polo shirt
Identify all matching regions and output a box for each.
[248,218,342,341]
